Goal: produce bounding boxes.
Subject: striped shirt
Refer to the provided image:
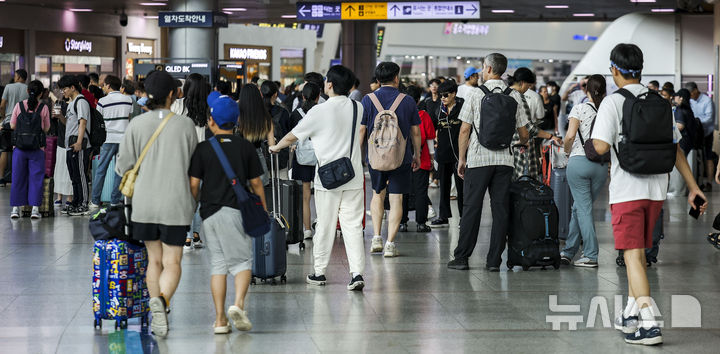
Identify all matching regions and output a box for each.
[97,91,133,144]
[458,79,529,168]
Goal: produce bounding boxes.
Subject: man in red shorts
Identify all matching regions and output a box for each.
[592,44,707,346]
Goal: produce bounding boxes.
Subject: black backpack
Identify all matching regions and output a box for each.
[473,85,518,150]
[13,103,45,150]
[74,96,106,154]
[270,105,289,169]
[615,89,676,174]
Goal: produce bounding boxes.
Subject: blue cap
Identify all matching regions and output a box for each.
[210,96,239,127]
[206,91,221,106]
[464,67,478,79]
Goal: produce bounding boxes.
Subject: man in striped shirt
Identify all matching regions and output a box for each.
[90,75,133,208]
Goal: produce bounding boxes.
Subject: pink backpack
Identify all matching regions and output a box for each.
[367,93,407,171]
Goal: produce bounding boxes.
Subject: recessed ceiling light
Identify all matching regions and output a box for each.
[140,2,166,6]
[144,15,159,19]
[222,8,247,12]
[573,13,595,17]
[69,8,93,12]
[545,5,569,9]
[223,11,233,15]
[281,14,297,18]
[630,0,656,3]
[651,8,675,12]
[491,9,515,13]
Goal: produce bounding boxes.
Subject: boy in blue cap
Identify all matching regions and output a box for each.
[457,66,479,99]
[189,95,266,334]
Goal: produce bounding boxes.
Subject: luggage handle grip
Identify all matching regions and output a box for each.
[269,152,281,218]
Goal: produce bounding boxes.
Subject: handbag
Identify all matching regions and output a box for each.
[88,205,142,246]
[577,103,611,164]
[208,136,270,238]
[119,112,174,197]
[294,108,318,166]
[317,100,358,189]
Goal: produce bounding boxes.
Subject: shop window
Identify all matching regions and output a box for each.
[280,49,304,88]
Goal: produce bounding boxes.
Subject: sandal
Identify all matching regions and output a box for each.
[707,233,720,250]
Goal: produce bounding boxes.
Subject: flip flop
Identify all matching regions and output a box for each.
[706,233,720,250]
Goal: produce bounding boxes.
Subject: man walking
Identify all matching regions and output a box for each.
[0,69,28,185]
[686,81,716,191]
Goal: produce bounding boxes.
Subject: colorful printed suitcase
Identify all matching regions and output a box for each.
[92,239,149,329]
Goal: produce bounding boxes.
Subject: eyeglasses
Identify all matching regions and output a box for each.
[440,93,453,98]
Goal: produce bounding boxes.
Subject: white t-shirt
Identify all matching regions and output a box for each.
[591,84,682,204]
[291,95,364,192]
[568,90,588,106]
[524,89,545,123]
[456,84,478,99]
[568,102,597,158]
[171,97,207,142]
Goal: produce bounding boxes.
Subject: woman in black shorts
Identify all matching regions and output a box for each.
[289,83,320,240]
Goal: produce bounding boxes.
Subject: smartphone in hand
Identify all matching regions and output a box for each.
[689,195,706,219]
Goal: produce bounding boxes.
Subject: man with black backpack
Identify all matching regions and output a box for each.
[55,75,93,216]
[591,43,707,346]
[447,53,529,271]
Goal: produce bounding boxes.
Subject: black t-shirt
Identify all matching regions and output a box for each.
[188,134,265,220]
[674,106,696,155]
[420,96,442,129]
[435,98,464,163]
[540,100,556,130]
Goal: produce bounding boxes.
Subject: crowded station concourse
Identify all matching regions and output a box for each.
[2,0,720,352]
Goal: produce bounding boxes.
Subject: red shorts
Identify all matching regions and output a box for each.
[610,200,664,250]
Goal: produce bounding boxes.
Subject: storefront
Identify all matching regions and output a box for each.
[124,38,156,80]
[34,32,118,88]
[0,29,24,85]
[224,44,272,82]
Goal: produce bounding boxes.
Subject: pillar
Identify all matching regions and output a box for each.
[169,0,217,61]
[341,21,377,95]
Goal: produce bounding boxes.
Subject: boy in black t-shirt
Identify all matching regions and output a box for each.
[189,96,266,334]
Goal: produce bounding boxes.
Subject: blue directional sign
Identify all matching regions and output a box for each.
[387,2,479,20]
[296,2,342,20]
[158,11,228,27]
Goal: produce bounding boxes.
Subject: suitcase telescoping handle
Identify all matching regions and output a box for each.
[269,152,281,220]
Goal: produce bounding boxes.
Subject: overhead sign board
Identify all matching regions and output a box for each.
[158,11,228,27]
[297,1,480,21]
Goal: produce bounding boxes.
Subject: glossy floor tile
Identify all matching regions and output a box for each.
[0,179,719,353]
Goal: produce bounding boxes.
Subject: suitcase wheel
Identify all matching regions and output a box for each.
[522,265,530,271]
[299,242,305,251]
[115,319,128,330]
[506,261,513,270]
[251,277,256,285]
[553,262,560,270]
[616,256,626,267]
[280,275,287,284]
[94,318,102,329]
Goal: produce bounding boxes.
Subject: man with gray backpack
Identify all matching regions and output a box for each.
[447,53,530,271]
[360,62,422,258]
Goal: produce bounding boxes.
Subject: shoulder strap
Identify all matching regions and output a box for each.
[577,103,599,146]
[130,112,174,175]
[616,88,635,100]
[503,87,514,96]
[479,85,490,95]
[208,137,250,203]
[18,101,26,116]
[388,93,406,112]
[368,93,385,113]
[298,108,305,118]
[349,100,358,158]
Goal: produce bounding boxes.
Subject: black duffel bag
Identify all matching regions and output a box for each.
[89,205,141,245]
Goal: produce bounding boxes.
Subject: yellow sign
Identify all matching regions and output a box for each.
[341,2,388,20]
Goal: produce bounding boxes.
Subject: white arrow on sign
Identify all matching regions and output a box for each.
[298,5,310,17]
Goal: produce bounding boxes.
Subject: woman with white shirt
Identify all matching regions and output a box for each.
[560,75,608,268]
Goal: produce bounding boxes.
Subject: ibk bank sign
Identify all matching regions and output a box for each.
[65,38,93,53]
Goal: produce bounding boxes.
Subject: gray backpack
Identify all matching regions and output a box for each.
[294,109,317,166]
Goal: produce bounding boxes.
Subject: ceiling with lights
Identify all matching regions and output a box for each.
[0,0,711,22]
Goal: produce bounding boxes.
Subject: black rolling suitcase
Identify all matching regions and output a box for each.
[507,175,561,270]
[265,157,304,250]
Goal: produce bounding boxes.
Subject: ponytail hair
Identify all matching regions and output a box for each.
[27,80,44,111]
[586,74,606,108]
[507,67,536,87]
[301,82,321,113]
[260,80,279,114]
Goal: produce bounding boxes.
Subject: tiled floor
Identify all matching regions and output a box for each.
[1,179,719,353]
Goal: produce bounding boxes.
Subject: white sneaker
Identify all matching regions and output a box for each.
[10,207,19,219]
[88,202,101,210]
[427,206,436,219]
[228,305,252,331]
[30,207,41,220]
[370,236,384,253]
[304,230,313,240]
[383,242,398,257]
[149,297,169,337]
[429,181,439,188]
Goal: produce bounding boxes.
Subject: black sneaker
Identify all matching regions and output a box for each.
[448,258,469,270]
[68,205,90,216]
[347,275,364,291]
[485,265,500,272]
[399,223,408,232]
[430,218,449,228]
[306,274,327,286]
[625,326,663,346]
[560,255,572,265]
[416,224,431,233]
